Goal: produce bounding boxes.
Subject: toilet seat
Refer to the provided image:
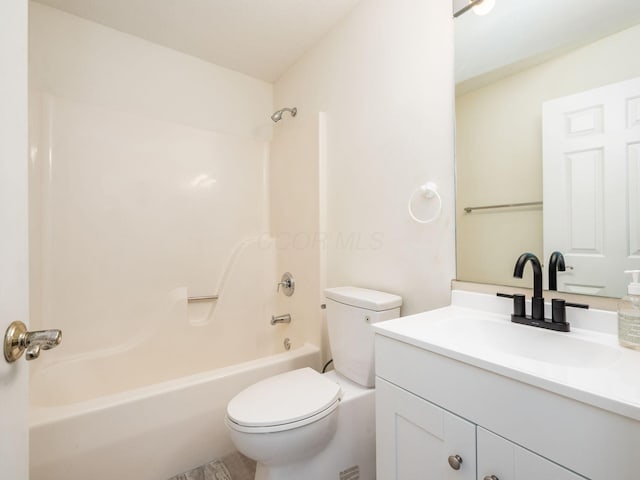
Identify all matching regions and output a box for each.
[226,368,342,434]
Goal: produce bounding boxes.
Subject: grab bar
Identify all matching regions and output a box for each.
[187,295,219,302]
[463,201,542,213]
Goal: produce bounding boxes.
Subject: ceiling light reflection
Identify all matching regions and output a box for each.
[190,174,217,188]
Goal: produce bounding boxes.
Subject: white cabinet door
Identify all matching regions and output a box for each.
[0,1,29,479]
[376,377,476,480]
[477,428,586,480]
[543,77,640,296]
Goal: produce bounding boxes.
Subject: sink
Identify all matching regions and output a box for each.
[373,291,640,423]
[425,312,622,369]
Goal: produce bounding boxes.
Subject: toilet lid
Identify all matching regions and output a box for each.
[226,368,341,432]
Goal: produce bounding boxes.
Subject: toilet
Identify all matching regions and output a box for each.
[225,286,402,480]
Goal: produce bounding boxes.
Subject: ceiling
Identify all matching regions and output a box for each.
[35,0,640,89]
[455,0,640,93]
[33,0,362,83]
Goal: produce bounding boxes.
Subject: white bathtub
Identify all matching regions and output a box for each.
[29,343,320,480]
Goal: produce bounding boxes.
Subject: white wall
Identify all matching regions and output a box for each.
[29,0,457,365]
[274,0,456,318]
[270,112,325,352]
[29,4,277,361]
[456,23,640,288]
[29,3,272,138]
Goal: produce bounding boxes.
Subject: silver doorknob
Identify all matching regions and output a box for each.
[448,454,463,470]
[484,476,499,480]
[4,321,62,362]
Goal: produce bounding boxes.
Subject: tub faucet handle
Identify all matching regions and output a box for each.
[4,321,62,363]
[276,272,295,296]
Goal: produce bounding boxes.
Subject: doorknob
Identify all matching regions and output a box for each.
[4,321,62,362]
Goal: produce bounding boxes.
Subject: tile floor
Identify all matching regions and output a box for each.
[168,452,256,480]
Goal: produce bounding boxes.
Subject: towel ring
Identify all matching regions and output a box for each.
[408,182,442,224]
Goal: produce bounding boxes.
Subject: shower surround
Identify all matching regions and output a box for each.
[28,4,324,479]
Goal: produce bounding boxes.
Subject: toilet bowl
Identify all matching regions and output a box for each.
[226,367,341,467]
[226,369,376,480]
[225,287,402,480]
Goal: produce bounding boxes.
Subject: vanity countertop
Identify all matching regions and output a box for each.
[373,291,640,422]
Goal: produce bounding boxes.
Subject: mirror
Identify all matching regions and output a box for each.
[454,0,640,298]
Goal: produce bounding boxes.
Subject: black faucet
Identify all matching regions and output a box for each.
[548,251,566,291]
[513,252,544,320]
[498,252,589,332]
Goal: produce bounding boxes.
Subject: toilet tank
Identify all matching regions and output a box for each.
[324,287,402,387]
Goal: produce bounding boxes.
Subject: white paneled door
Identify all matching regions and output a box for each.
[543,77,640,296]
[0,0,29,478]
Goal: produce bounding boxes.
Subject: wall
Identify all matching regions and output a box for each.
[29,3,276,361]
[29,0,457,366]
[0,1,29,478]
[269,112,325,353]
[456,23,640,288]
[29,3,272,138]
[274,0,456,321]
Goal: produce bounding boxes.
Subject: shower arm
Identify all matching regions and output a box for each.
[271,107,297,122]
[453,0,485,18]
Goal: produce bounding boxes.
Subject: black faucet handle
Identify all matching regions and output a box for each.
[566,301,589,309]
[497,292,526,317]
[552,299,588,324]
[551,299,566,324]
[497,292,514,299]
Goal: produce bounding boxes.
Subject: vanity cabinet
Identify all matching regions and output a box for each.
[376,377,585,480]
[373,295,640,479]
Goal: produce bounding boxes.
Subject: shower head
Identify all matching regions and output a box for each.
[271,107,297,123]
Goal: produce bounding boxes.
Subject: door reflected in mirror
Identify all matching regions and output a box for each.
[454,0,640,298]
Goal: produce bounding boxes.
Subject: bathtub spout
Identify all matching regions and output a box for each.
[271,314,292,325]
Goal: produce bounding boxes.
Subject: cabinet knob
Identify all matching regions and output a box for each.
[483,476,499,480]
[447,454,463,470]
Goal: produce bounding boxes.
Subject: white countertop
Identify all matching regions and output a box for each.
[373,291,640,422]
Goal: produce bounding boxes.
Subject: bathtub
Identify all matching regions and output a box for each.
[29,343,321,480]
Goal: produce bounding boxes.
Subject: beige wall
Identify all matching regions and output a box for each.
[274,0,457,328]
[456,23,640,288]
